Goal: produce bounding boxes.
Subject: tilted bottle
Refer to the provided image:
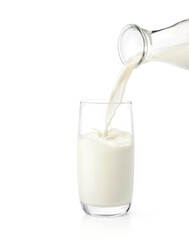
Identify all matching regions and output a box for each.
[118,19,189,69]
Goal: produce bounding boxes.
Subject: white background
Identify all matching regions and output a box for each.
[0,0,189,239]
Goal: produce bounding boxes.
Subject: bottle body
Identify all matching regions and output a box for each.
[118,20,189,69]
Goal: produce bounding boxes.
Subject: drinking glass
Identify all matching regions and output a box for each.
[77,100,134,217]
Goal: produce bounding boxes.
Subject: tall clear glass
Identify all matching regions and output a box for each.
[77,100,134,217]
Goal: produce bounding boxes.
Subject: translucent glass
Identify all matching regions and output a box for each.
[77,100,134,217]
[118,19,189,69]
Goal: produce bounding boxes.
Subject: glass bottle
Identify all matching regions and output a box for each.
[118,19,189,69]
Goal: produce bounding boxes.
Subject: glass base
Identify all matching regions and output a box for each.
[81,202,131,217]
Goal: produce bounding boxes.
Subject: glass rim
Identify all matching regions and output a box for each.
[80,99,132,105]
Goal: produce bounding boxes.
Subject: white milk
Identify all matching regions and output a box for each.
[103,56,138,136]
[149,43,189,69]
[103,43,189,137]
[78,41,189,208]
[78,56,138,207]
[78,129,134,207]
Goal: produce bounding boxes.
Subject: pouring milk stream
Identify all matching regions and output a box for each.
[78,20,189,209]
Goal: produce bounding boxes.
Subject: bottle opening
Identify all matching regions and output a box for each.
[118,24,147,66]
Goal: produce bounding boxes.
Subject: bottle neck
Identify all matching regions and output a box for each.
[137,27,152,65]
[137,19,189,67]
[119,20,189,69]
